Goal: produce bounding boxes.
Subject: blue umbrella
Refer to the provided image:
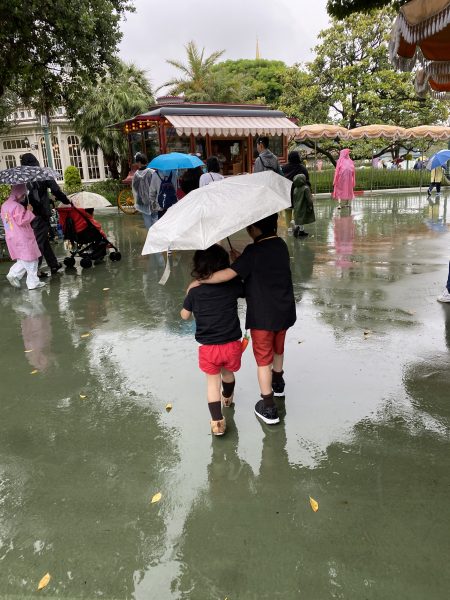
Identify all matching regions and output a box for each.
[426,150,450,171]
[148,152,204,171]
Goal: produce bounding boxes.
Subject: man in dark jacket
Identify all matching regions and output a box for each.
[20,153,70,276]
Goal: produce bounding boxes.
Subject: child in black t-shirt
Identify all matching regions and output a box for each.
[181,244,244,436]
[188,214,296,426]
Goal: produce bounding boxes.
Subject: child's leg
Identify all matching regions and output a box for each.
[9,260,26,280]
[221,368,235,406]
[23,260,41,289]
[206,373,223,419]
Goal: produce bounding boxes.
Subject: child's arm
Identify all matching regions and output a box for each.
[180,308,191,320]
[181,291,193,320]
[13,203,35,226]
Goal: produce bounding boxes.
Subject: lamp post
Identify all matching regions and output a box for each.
[40,114,54,169]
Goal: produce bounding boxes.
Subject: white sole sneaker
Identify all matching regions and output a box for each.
[28,282,46,290]
[6,274,21,288]
[437,289,450,303]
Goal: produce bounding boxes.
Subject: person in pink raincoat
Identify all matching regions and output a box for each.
[332,149,355,209]
[1,184,44,290]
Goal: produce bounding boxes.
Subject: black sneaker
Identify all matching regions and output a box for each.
[51,262,63,274]
[254,399,280,425]
[272,377,285,397]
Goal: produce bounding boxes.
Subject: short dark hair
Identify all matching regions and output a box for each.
[21,153,40,167]
[206,156,221,173]
[252,213,278,235]
[135,152,148,165]
[256,136,270,149]
[191,244,230,280]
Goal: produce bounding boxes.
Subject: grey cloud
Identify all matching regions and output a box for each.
[119,0,330,93]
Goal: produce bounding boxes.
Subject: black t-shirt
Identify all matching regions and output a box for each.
[231,235,297,331]
[183,279,244,345]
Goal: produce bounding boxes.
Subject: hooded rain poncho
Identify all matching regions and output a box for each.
[292,174,315,226]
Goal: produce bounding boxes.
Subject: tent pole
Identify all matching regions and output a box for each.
[370,144,374,195]
[314,141,317,195]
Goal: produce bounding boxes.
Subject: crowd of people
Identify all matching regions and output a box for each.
[2,138,449,436]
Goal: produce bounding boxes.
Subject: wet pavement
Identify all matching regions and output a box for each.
[0,193,449,599]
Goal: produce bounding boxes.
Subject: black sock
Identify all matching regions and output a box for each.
[272,370,284,383]
[261,392,274,408]
[208,401,223,421]
[222,379,235,398]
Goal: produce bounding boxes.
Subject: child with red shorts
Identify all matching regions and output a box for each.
[191,214,296,425]
[181,245,244,436]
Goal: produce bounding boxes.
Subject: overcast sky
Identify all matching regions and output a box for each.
[119,0,331,95]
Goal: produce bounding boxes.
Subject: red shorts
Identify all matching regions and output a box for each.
[198,340,242,375]
[250,329,287,367]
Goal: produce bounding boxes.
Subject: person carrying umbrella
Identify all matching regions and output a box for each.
[1,184,45,290]
[20,153,70,276]
[428,166,446,196]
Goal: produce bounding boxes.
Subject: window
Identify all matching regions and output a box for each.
[129,132,143,160]
[166,131,191,154]
[52,137,63,178]
[27,110,32,118]
[144,129,159,160]
[85,148,100,179]
[3,139,29,150]
[5,155,16,168]
[20,111,25,119]
[253,135,284,158]
[67,135,84,179]
[40,137,49,168]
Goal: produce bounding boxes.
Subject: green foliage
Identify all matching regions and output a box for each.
[278,67,328,124]
[64,166,82,194]
[85,180,122,205]
[327,0,405,19]
[72,61,153,180]
[0,1,134,129]
[0,184,11,204]
[161,41,225,101]
[213,59,287,105]
[311,167,429,194]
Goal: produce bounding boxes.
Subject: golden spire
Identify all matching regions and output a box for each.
[256,37,261,60]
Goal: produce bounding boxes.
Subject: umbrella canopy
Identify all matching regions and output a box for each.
[390,0,450,95]
[148,152,204,171]
[404,125,450,140]
[0,165,59,185]
[426,150,450,170]
[347,124,407,140]
[142,171,292,255]
[69,191,112,209]
[296,124,349,141]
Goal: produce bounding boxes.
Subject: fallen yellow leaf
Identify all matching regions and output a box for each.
[165,403,173,412]
[151,492,162,504]
[37,572,51,590]
[309,496,319,512]
[103,287,110,291]
[80,333,91,338]
[80,395,87,399]
[30,369,38,375]
[24,349,33,353]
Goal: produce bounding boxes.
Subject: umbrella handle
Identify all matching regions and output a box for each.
[226,237,233,250]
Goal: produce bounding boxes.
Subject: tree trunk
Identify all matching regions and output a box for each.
[104,155,119,180]
[303,141,338,166]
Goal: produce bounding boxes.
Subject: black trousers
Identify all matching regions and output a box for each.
[32,216,58,270]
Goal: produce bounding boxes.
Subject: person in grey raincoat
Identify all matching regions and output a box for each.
[291,173,315,238]
[132,153,157,229]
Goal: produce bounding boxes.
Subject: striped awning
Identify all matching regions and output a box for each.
[166,114,301,138]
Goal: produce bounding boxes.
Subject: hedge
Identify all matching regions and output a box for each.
[310,168,437,194]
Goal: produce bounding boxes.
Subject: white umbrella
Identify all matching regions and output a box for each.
[69,191,112,209]
[142,171,292,255]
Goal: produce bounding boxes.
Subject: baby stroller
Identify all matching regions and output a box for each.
[57,204,121,269]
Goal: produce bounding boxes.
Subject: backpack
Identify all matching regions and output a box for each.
[157,173,177,210]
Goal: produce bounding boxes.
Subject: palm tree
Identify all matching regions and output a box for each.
[73,61,153,179]
[159,41,225,101]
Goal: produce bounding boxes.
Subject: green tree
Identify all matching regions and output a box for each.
[279,8,448,163]
[213,59,287,105]
[327,0,406,19]
[72,62,153,180]
[0,0,133,129]
[160,41,225,101]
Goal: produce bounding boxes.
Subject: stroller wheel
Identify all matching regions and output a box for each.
[110,251,122,262]
[64,256,76,268]
[80,257,93,269]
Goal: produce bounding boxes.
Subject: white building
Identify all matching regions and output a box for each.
[0,107,107,182]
